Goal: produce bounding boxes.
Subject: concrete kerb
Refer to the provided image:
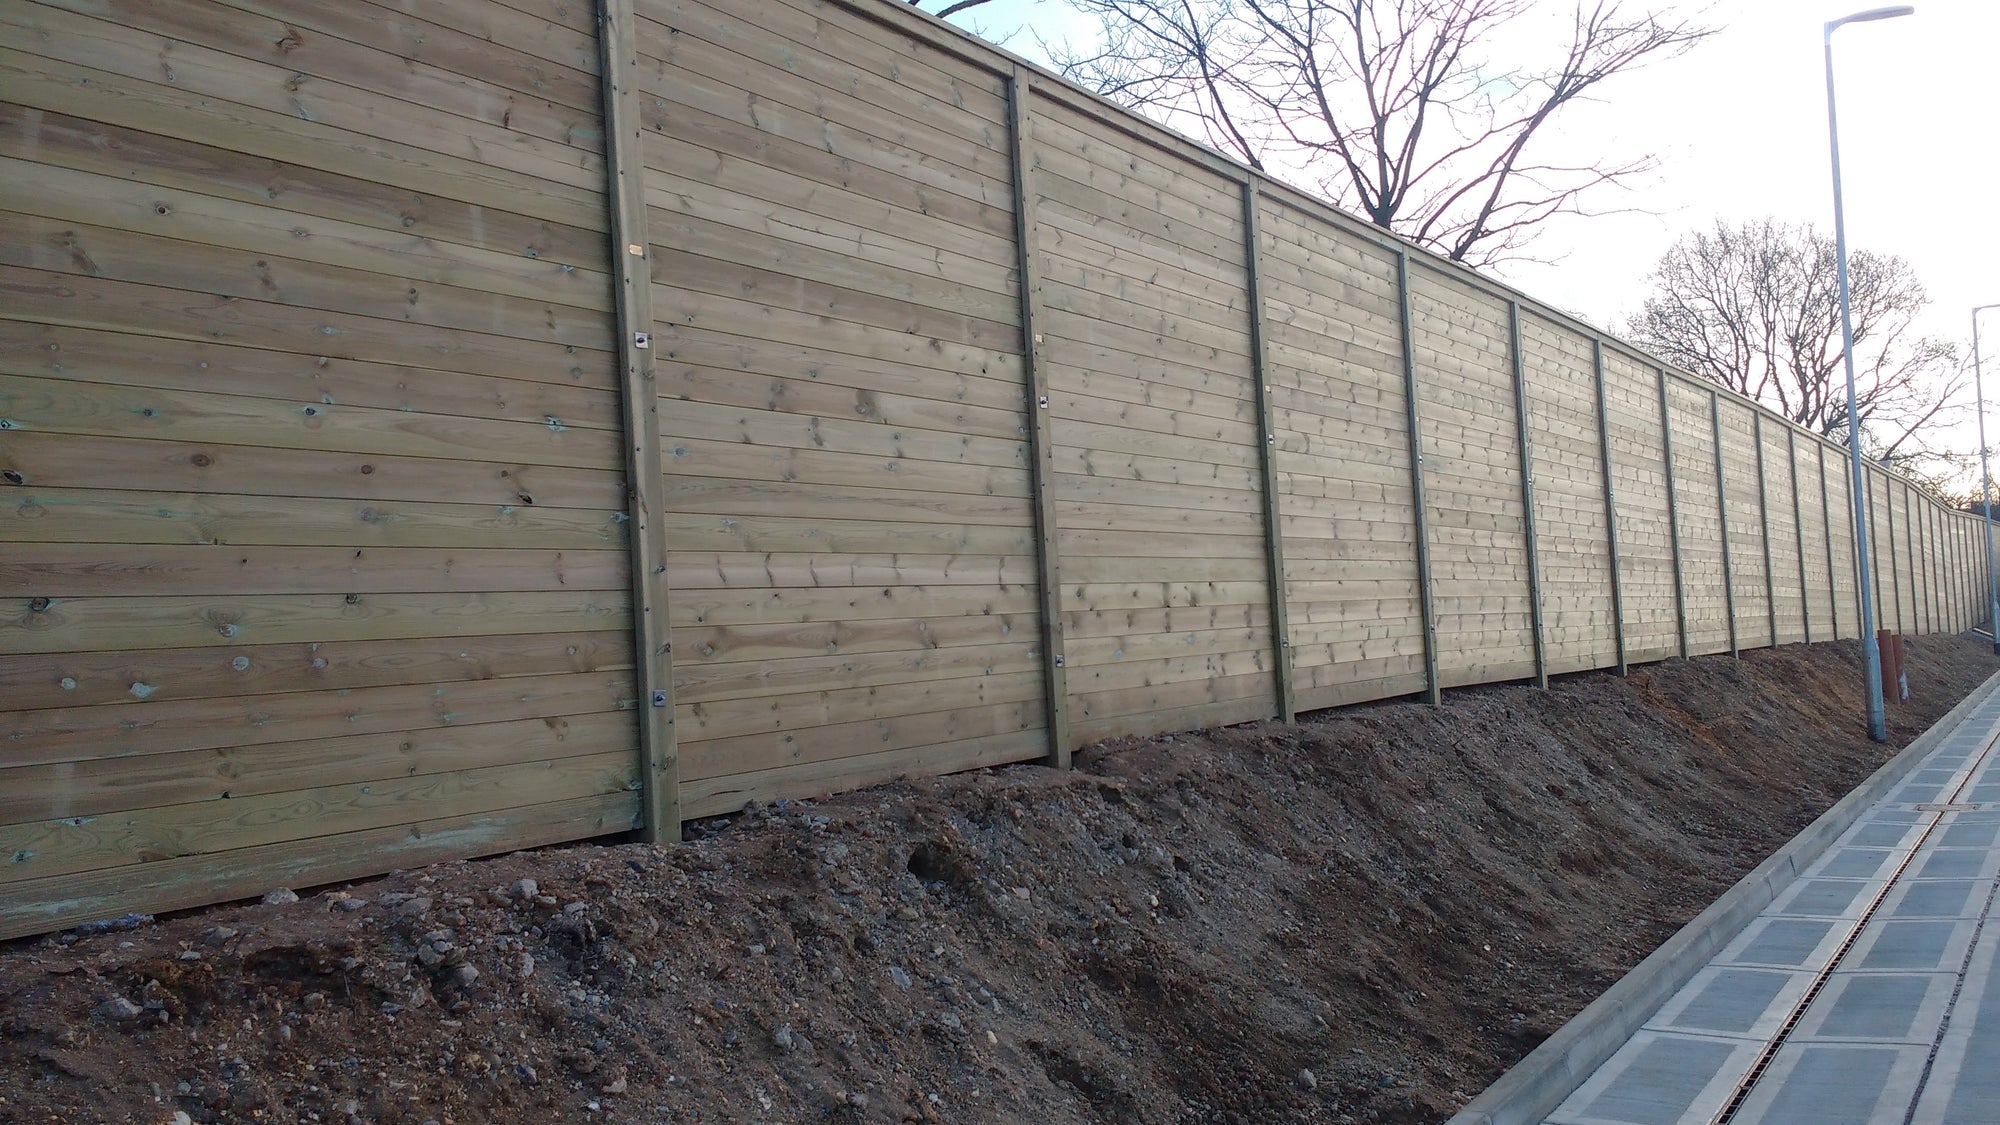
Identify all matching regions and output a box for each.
[1448,662,2000,1125]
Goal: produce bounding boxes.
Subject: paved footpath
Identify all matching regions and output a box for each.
[1547,687,2000,1125]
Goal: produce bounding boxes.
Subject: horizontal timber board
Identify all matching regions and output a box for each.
[0,750,638,886]
[0,791,640,942]
[0,630,634,712]
[3,670,637,768]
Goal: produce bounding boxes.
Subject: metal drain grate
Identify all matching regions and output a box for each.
[1915,803,1983,812]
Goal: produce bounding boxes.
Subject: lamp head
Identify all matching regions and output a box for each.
[1828,6,1915,33]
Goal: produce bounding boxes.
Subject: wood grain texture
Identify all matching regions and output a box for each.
[2,0,1978,936]
[0,0,635,931]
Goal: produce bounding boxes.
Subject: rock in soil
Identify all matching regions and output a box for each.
[0,637,1991,1124]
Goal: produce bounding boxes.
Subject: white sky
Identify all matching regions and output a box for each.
[951,0,2000,465]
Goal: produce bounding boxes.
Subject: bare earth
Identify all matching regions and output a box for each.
[4,637,1994,1125]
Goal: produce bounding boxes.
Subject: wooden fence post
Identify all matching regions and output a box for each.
[1710,390,1739,658]
[1659,369,1690,659]
[1239,176,1295,722]
[1880,472,1899,634]
[1006,66,1071,768]
[1395,251,1442,705]
[1820,442,1841,638]
[1930,497,1942,633]
[1593,341,1627,674]
[1508,302,1549,688]
[1754,413,1778,648]
[1848,455,1866,638]
[597,0,677,842]
[1915,494,1928,633]
[1788,428,1811,643]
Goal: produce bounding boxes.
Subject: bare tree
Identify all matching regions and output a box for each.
[910,0,996,20]
[1627,217,1966,482]
[1051,0,1709,266]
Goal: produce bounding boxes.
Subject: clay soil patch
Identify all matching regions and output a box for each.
[3,637,1995,1125]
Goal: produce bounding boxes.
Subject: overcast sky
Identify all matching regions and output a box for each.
[952,0,2000,463]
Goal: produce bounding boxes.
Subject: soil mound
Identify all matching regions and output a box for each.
[3,637,1992,1125]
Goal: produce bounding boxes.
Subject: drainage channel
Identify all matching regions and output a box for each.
[1707,725,2000,1125]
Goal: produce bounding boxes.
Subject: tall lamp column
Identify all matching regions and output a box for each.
[1824,4,1913,743]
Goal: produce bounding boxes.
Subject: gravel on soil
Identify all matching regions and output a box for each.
[2,636,1993,1125]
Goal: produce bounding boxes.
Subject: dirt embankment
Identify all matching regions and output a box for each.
[3,637,1994,1125]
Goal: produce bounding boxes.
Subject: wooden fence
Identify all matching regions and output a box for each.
[0,0,1991,938]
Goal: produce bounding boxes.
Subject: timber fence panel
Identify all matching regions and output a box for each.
[1829,444,1862,639]
[1716,396,1769,650]
[1258,196,1429,710]
[631,0,1050,816]
[1869,467,1896,634]
[0,0,642,939]
[1784,422,1816,640]
[1794,433,1831,642]
[1028,95,1280,743]
[1925,495,1938,631]
[1407,266,1538,688]
[1520,314,1618,675]
[1599,350,1679,664]
[1663,378,1729,655]
[1770,423,1806,645]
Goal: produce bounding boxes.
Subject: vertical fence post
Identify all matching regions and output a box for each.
[1949,510,1960,629]
[1710,391,1739,658]
[1950,509,1959,628]
[597,0,677,841]
[1880,471,1900,635]
[1789,428,1811,644]
[1957,510,1968,629]
[1006,66,1071,768]
[1930,497,1942,633]
[1593,341,1627,674]
[1659,369,1690,659]
[1932,502,1943,632]
[1899,482,1913,632]
[1395,251,1442,705]
[1239,176,1295,722]
[1820,441,1841,638]
[1508,302,1549,688]
[1754,413,1778,648]
[1915,493,1928,633]
[1848,453,1866,638]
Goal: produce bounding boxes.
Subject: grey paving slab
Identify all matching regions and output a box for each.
[1643,966,1812,1040]
[1940,822,2000,847]
[1717,917,1843,970]
[1893,781,1954,803]
[1810,848,1902,880]
[1908,916,2000,1125]
[1912,846,2000,880]
[1846,918,1978,973]
[1872,809,1932,824]
[1883,878,1987,920]
[1545,1031,1763,1125]
[1845,820,1928,849]
[1766,877,1885,920]
[1727,1043,1931,1125]
[1789,972,1958,1044]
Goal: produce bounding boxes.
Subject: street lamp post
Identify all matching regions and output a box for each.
[1825,4,1913,744]
[1977,304,2000,654]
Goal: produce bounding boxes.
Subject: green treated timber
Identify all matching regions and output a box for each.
[1007,65,1071,768]
[598,0,677,842]
[1240,176,1295,722]
[1396,250,1442,705]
